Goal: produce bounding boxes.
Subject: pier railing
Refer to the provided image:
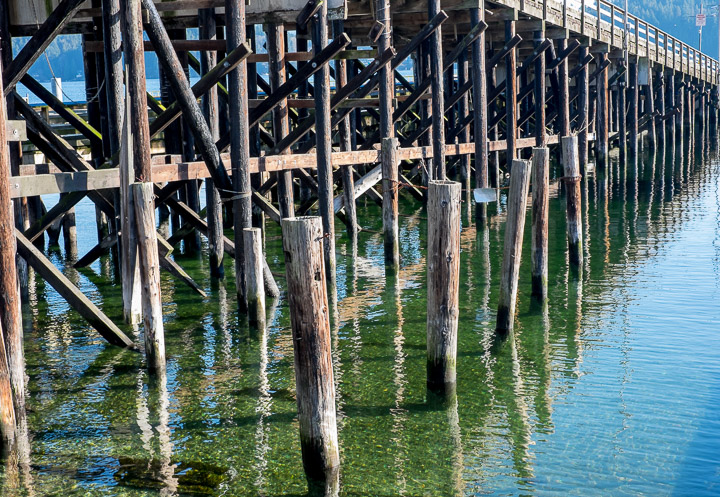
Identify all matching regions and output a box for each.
[504,0,719,84]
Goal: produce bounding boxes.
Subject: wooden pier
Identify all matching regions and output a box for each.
[0,0,718,486]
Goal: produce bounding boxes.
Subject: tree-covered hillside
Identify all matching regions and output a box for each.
[621,0,717,58]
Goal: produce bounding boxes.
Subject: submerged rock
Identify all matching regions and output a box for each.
[114,456,229,495]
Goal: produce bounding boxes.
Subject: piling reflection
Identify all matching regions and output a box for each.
[6,131,720,495]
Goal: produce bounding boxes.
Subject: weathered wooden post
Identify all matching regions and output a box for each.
[382,137,400,267]
[496,160,531,336]
[429,0,446,179]
[506,19,518,166]
[657,68,666,148]
[531,147,549,301]
[313,2,337,292]
[267,22,294,219]
[60,194,78,260]
[646,60,656,151]
[628,56,639,165]
[281,217,340,485]
[332,20,358,238]
[0,16,24,408]
[578,45,589,173]
[596,53,610,168]
[123,0,165,371]
[200,7,224,279]
[0,54,18,441]
[619,60,627,164]
[472,5,489,224]
[243,228,265,330]
[561,136,583,270]
[534,29,547,148]
[427,180,461,395]
[558,39,571,139]
[226,0,252,307]
[668,73,676,144]
[118,85,142,325]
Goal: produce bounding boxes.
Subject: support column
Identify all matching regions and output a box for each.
[313,3,337,292]
[534,29,547,147]
[657,67,666,148]
[531,147,549,300]
[429,0,445,179]
[281,216,340,485]
[561,136,583,270]
[333,21,357,238]
[267,23,295,219]
[628,56,639,165]
[123,0,165,371]
[578,45,589,174]
[505,20,518,166]
[471,6,488,224]
[0,54,21,430]
[646,61,656,151]
[597,53,610,168]
[558,39,571,138]
[619,60,627,164]
[226,0,251,307]
[382,138,400,267]
[668,73,676,144]
[200,8,224,279]
[496,160,531,335]
[243,228,265,330]
[427,180,461,395]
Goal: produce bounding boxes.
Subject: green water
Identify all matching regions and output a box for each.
[2,138,720,496]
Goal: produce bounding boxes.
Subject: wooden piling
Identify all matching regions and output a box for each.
[619,61,627,164]
[578,45,589,173]
[313,3,337,292]
[200,7,224,279]
[646,62,656,151]
[472,6,489,223]
[678,80,685,143]
[332,20,358,238]
[61,194,78,259]
[123,0,165,370]
[668,73,676,143]
[531,147,549,301]
[0,53,19,435]
[428,0,446,179]
[558,39,571,138]
[657,68,666,147]
[496,159,531,335]
[281,216,340,484]
[382,138,400,267]
[243,228,265,330]
[133,182,166,371]
[426,180,461,395]
[267,23,295,219]
[596,53,610,168]
[506,20,518,165]
[561,136,583,269]
[628,56,639,164]
[534,30,547,147]
[226,0,252,307]
[118,75,142,325]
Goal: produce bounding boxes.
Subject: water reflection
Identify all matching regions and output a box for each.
[5,133,720,495]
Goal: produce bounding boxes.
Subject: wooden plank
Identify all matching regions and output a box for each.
[15,229,134,348]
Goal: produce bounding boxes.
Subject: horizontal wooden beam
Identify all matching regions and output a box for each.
[11,135,594,198]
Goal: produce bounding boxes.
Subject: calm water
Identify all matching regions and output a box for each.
[2,136,719,496]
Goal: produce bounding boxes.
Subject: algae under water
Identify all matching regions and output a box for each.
[1,140,720,496]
